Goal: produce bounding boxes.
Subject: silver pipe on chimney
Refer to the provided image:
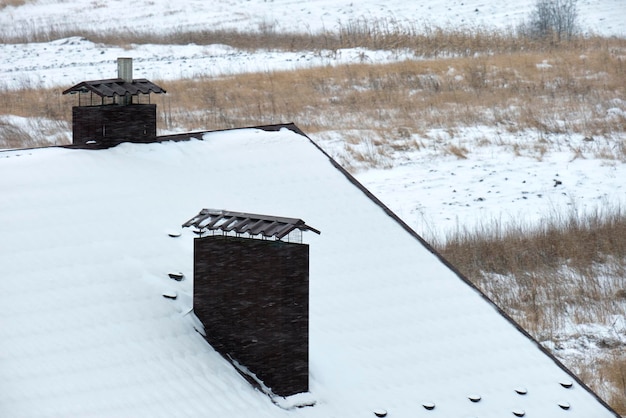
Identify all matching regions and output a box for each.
[117,57,133,83]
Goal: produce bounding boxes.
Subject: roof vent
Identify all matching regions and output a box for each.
[167,272,184,281]
[422,402,435,410]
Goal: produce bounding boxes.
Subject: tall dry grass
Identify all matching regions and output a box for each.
[599,354,626,414]
[438,206,626,277]
[2,25,624,154]
[571,353,626,414]
[0,16,599,54]
[0,84,70,148]
[0,0,27,9]
[435,206,626,414]
[154,35,625,167]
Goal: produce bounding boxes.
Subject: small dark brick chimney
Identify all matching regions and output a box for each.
[62,58,166,148]
[183,209,319,398]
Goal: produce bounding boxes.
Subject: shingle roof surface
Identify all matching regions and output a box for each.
[0,128,617,418]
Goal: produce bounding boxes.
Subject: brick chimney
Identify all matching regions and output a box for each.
[62,57,166,147]
[183,209,320,398]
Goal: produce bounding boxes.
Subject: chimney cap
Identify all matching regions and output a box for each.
[182,209,320,240]
[62,78,166,97]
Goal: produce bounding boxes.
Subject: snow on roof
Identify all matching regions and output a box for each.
[0,128,617,417]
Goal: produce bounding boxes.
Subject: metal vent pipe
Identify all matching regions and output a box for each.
[117,57,133,83]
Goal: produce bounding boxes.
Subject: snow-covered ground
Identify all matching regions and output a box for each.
[1,0,625,89]
[0,37,418,89]
[357,131,626,242]
[2,0,625,240]
[2,0,624,37]
[1,0,625,395]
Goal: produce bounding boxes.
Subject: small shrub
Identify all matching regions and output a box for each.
[520,0,580,42]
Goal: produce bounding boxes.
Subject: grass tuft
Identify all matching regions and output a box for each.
[0,0,27,9]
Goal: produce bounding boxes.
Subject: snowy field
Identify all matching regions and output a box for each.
[2,0,625,241]
[2,0,624,37]
[2,0,626,89]
[357,132,626,242]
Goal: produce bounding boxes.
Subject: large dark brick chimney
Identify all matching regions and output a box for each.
[183,209,319,398]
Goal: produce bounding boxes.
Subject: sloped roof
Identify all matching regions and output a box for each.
[0,128,618,418]
[182,208,320,240]
[62,78,166,97]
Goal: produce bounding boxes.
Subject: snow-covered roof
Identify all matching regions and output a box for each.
[0,127,618,418]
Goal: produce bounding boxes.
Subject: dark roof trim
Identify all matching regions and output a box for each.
[62,78,166,97]
[4,123,303,152]
[182,209,320,240]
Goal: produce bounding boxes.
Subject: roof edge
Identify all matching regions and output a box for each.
[296,127,622,418]
[0,123,306,153]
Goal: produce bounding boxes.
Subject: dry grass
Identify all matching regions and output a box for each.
[0,17,600,54]
[435,206,626,414]
[0,122,39,148]
[0,84,70,148]
[146,34,624,165]
[0,117,69,148]
[568,353,626,415]
[2,27,624,161]
[438,206,626,277]
[600,354,626,414]
[135,38,625,165]
[0,0,27,9]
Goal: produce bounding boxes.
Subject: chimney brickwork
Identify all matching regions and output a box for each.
[71,104,156,146]
[193,235,309,397]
